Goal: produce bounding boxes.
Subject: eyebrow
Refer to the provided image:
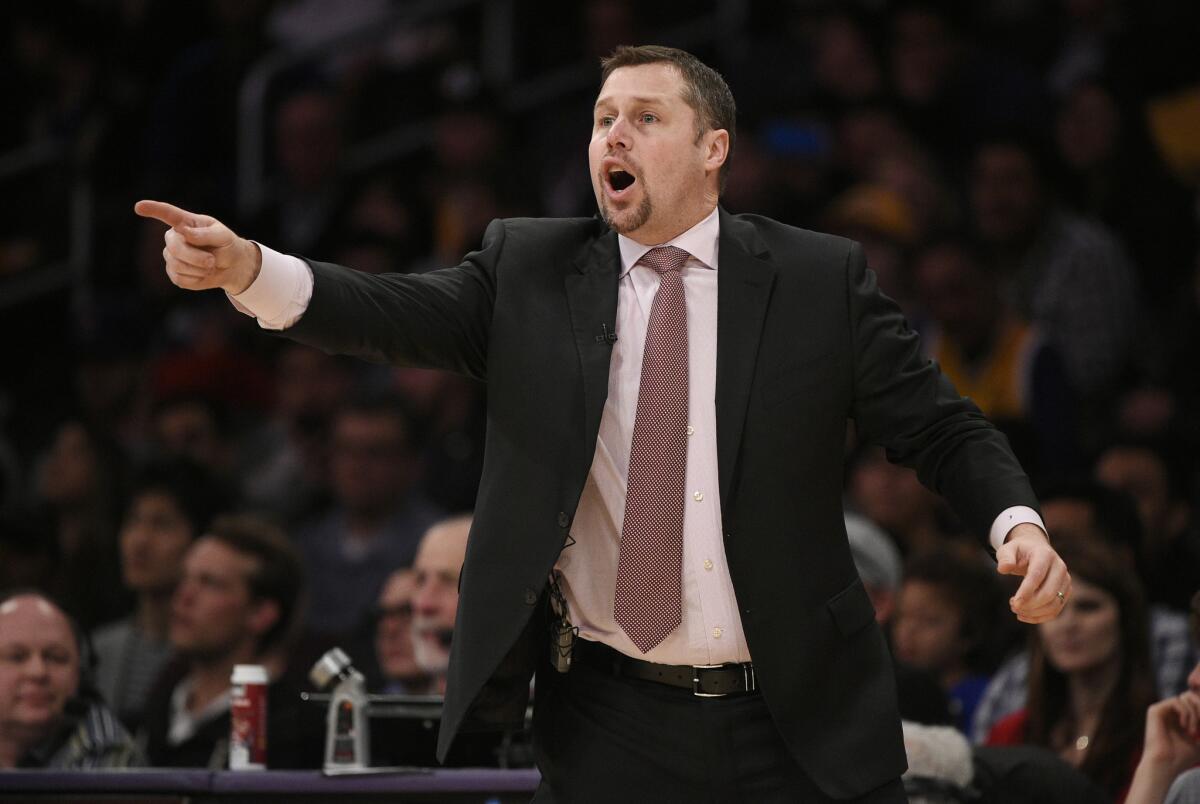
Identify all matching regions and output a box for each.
[594,94,672,110]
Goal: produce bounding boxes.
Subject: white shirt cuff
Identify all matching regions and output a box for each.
[989,506,1046,553]
[226,242,313,330]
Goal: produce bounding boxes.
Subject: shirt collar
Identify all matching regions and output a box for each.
[616,205,720,278]
[168,677,232,746]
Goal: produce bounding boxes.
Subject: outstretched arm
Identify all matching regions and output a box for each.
[135,199,499,379]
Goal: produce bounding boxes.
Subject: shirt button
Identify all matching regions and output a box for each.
[556,511,570,528]
[703,559,713,571]
[686,425,695,436]
[712,627,723,639]
[693,491,703,502]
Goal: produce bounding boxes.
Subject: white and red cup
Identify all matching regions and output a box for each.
[229,664,268,770]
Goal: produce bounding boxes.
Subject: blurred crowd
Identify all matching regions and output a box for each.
[2,0,1200,800]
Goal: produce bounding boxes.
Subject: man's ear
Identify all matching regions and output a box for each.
[704,129,730,176]
[247,598,281,641]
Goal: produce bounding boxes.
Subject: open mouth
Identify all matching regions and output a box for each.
[605,165,637,195]
[609,169,635,191]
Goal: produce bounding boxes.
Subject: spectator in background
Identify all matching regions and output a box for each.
[410,515,471,695]
[371,568,433,695]
[1095,440,1199,612]
[0,592,140,769]
[845,512,903,626]
[391,367,485,513]
[33,418,130,630]
[892,546,1010,736]
[871,145,961,243]
[822,184,919,314]
[294,395,441,637]
[847,445,951,556]
[92,458,227,730]
[366,516,512,768]
[140,514,318,769]
[912,234,1076,477]
[150,395,235,482]
[239,344,350,524]
[252,84,349,258]
[847,513,954,728]
[411,99,526,272]
[968,132,1139,400]
[809,9,883,109]
[1126,591,1200,804]
[70,309,153,457]
[1053,77,1196,307]
[986,536,1156,802]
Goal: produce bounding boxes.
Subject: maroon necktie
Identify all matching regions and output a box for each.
[614,245,691,653]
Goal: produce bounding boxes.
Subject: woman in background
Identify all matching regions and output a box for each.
[987,536,1157,801]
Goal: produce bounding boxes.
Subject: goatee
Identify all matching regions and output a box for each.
[599,188,652,234]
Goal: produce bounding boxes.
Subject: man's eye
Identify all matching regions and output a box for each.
[641,114,657,124]
[598,116,614,127]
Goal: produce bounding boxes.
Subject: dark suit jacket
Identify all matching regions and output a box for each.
[285,208,1038,798]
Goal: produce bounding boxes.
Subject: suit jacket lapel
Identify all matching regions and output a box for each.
[716,208,776,512]
[566,225,620,474]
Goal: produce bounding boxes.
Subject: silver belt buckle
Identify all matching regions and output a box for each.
[691,662,756,697]
[692,663,726,697]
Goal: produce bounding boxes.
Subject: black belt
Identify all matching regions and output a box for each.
[571,638,758,698]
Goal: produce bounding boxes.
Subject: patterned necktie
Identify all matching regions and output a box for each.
[614,245,691,653]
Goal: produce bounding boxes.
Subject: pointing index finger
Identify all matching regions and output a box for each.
[134,200,199,230]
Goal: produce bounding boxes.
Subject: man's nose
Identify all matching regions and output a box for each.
[413,585,436,614]
[23,654,49,678]
[606,116,632,149]
[173,580,196,607]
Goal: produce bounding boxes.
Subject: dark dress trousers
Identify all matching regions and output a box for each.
[283,208,1039,798]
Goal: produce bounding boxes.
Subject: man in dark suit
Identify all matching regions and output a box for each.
[137,45,1070,803]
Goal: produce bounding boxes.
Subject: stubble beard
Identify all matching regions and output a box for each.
[599,180,653,235]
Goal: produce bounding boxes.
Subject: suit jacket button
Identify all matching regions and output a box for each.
[557,511,570,528]
[524,588,539,605]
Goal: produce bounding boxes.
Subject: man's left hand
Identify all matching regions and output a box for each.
[995,523,1071,624]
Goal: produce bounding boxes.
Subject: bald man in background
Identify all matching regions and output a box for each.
[410,515,471,694]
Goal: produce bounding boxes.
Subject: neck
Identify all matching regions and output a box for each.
[626,197,717,246]
[1066,659,1121,730]
[187,643,259,713]
[136,592,173,639]
[345,502,401,534]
